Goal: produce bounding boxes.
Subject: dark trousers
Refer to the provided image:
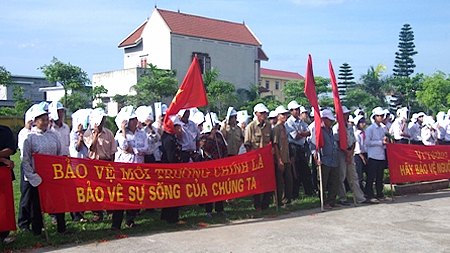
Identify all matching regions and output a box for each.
[354,153,368,193]
[394,139,409,144]
[320,164,339,205]
[410,140,424,145]
[18,167,32,229]
[205,201,224,213]
[253,192,272,210]
[365,158,386,199]
[144,154,156,163]
[289,143,314,197]
[275,162,293,206]
[161,207,179,223]
[111,209,139,229]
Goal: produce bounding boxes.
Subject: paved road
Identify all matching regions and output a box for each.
[33,189,450,252]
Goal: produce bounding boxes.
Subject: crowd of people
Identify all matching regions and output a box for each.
[1,99,449,243]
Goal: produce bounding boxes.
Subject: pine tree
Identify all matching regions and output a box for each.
[338,63,355,97]
[393,24,418,77]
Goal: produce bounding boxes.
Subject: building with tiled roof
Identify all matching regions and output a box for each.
[260,68,304,102]
[94,8,268,115]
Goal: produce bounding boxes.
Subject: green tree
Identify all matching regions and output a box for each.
[344,88,382,114]
[416,71,450,114]
[390,73,424,110]
[393,24,418,78]
[359,64,390,106]
[39,57,91,108]
[282,77,331,108]
[207,80,238,118]
[129,64,178,106]
[338,63,356,98]
[0,66,12,87]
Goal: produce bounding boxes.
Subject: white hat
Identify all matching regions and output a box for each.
[161,104,168,114]
[226,107,238,122]
[253,103,269,113]
[287,100,300,110]
[354,109,363,116]
[268,111,278,119]
[275,105,289,115]
[191,111,205,126]
[417,112,426,118]
[411,113,418,123]
[320,109,335,121]
[202,112,220,133]
[237,110,249,124]
[25,104,38,124]
[177,109,189,117]
[299,106,308,113]
[135,106,154,122]
[423,115,435,126]
[48,101,65,121]
[371,107,385,119]
[169,115,183,126]
[29,104,49,120]
[437,111,446,124]
[342,106,351,114]
[71,109,92,130]
[353,115,365,125]
[383,109,391,116]
[89,108,107,128]
[348,115,354,122]
[115,106,137,129]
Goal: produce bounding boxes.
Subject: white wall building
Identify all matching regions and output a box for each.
[93,8,268,116]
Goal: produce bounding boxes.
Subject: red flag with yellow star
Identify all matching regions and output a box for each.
[163,55,208,134]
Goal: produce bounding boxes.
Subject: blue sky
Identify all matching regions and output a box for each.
[1,0,449,82]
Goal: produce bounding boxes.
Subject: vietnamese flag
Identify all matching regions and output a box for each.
[329,60,347,151]
[0,167,16,232]
[304,54,323,150]
[163,55,208,134]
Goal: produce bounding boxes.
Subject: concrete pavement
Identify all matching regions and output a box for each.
[32,189,450,252]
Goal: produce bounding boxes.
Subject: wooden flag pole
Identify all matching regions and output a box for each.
[317,153,324,212]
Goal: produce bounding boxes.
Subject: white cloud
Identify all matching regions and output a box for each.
[287,0,345,7]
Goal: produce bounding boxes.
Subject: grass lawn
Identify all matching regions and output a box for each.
[1,152,394,252]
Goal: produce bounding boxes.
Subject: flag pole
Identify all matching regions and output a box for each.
[317,153,324,212]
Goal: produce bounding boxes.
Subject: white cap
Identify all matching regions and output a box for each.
[25,104,38,123]
[71,109,92,130]
[320,109,335,121]
[275,105,289,115]
[348,115,354,122]
[226,107,238,122]
[268,111,278,119]
[383,109,391,116]
[354,108,363,116]
[342,106,351,114]
[48,101,65,121]
[371,107,385,119]
[115,106,137,129]
[191,111,205,126]
[161,104,168,114]
[299,106,308,113]
[353,115,365,125]
[170,115,183,126]
[29,105,49,120]
[89,108,106,128]
[417,112,426,118]
[135,106,154,122]
[253,103,269,113]
[287,100,300,110]
[437,111,446,124]
[177,109,188,117]
[202,112,220,133]
[237,110,249,124]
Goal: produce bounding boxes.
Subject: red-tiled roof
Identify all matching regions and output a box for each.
[118,20,147,48]
[158,9,260,46]
[119,9,261,48]
[260,68,304,80]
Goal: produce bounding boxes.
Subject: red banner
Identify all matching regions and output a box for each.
[387,143,450,183]
[0,167,16,232]
[35,145,276,214]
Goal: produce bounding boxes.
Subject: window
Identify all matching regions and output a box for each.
[192,53,211,74]
[140,57,147,68]
[275,81,279,90]
[265,80,270,89]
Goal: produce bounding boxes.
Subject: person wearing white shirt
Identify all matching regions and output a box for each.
[353,116,368,194]
[390,107,410,144]
[409,112,425,145]
[365,108,388,201]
